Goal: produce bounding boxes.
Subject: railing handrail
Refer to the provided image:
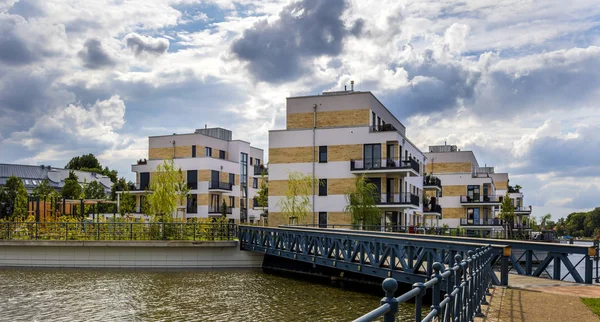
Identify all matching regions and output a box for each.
[350,157,420,173]
[208,180,233,190]
[354,246,495,322]
[460,194,500,202]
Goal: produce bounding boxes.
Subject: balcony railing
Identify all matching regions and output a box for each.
[350,158,420,173]
[253,165,268,176]
[423,175,442,189]
[514,206,532,213]
[369,124,397,132]
[376,193,419,207]
[208,205,233,214]
[423,204,442,214]
[460,195,500,203]
[208,181,233,191]
[460,218,531,229]
[252,198,267,208]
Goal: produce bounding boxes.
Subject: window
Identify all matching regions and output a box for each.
[205,147,212,157]
[187,194,198,214]
[229,173,235,185]
[256,158,261,165]
[467,185,480,202]
[319,179,328,196]
[319,212,328,228]
[364,144,381,168]
[229,196,235,208]
[192,145,196,157]
[219,150,226,159]
[250,157,253,165]
[187,170,198,189]
[211,170,219,186]
[377,116,381,127]
[319,146,328,163]
[253,177,258,189]
[140,172,150,190]
[372,111,376,127]
[467,208,480,224]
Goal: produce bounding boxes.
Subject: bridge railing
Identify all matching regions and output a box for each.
[354,246,494,322]
[239,226,510,285]
[285,225,596,284]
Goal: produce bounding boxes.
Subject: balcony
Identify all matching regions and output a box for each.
[208,205,233,214]
[375,193,419,209]
[460,195,501,205]
[369,124,397,133]
[253,165,268,176]
[459,218,531,229]
[514,206,532,214]
[208,181,233,192]
[423,176,442,190]
[350,158,420,176]
[423,204,442,215]
[252,198,267,209]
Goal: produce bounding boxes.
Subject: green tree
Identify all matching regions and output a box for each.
[0,176,28,220]
[61,171,83,200]
[540,213,552,230]
[344,175,380,228]
[499,192,515,238]
[65,154,118,183]
[144,159,188,222]
[278,171,317,225]
[110,177,136,201]
[255,173,268,208]
[111,178,135,217]
[221,199,228,217]
[32,179,55,199]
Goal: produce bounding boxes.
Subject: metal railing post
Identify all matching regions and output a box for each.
[35,222,38,240]
[130,222,133,240]
[413,282,426,322]
[193,221,197,241]
[454,254,463,322]
[380,278,398,322]
[431,262,442,319]
[501,247,510,286]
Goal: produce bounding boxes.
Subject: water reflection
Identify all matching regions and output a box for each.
[0,268,415,321]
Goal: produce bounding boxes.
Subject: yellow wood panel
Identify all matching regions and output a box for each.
[286,109,370,129]
[269,147,317,164]
[443,208,464,219]
[328,144,363,162]
[426,162,472,174]
[327,178,355,195]
[443,185,466,197]
[495,181,508,190]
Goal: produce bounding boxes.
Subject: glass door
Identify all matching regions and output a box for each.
[386,144,395,167]
[364,144,381,169]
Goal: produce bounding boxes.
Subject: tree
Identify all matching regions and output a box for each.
[278,171,316,225]
[344,175,381,228]
[540,213,552,230]
[65,154,118,183]
[111,178,135,217]
[144,159,188,222]
[221,199,228,217]
[61,171,83,200]
[110,178,136,201]
[0,176,28,220]
[32,179,55,199]
[255,172,268,208]
[499,192,515,239]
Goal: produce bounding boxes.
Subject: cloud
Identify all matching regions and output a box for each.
[124,33,169,57]
[78,38,116,69]
[0,13,62,65]
[231,0,350,82]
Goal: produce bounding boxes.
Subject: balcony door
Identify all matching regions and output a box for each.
[366,177,381,202]
[211,170,219,183]
[467,185,480,202]
[364,144,381,169]
[386,178,393,203]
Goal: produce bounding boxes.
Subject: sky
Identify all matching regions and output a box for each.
[0,0,599,220]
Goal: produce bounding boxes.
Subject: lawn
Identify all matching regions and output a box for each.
[581,298,600,317]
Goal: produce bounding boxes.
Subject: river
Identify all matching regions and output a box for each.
[0,268,416,321]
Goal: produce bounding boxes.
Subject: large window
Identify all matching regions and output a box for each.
[229,173,235,185]
[467,185,480,202]
[250,157,253,165]
[211,170,219,184]
[364,144,381,169]
[205,147,212,157]
[319,179,328,196]
[319,212,328,228]
[187,170,198,189]
[229,196,235,208]
[467,208,480,224]
[253,177,258,189]
[140,172,150,190]
[256,158,261,165]
[192,145,196,158]
[319,146,328,163]
[187,194,197,214]
[219,150,226,159]
[240,152,248,222]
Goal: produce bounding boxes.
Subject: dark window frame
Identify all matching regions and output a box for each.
[140,172,150,190]
[319,146,328,163]
[229,173,235,185]
[318,179,328,196]
[192,145,196,158]
[187,194,198,214]
[229,196,235,208]
[187,170,198,189]
[205,147,212,157]
[219,150,226,160]
[318,212,328,228]
[253,177,258,189]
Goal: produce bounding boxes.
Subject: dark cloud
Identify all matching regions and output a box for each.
[65,19,102,34]
[350,18,365,37]
[78,39,116,69]
[0,15,41,65]
[124,33,169,57]
[231,0,350,83]
[7,0,45,19]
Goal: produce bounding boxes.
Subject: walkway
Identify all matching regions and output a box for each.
[477,274,600,321]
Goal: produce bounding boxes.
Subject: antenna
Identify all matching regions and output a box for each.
[351,80,354,91]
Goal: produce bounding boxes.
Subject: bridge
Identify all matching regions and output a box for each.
[239,225,598,321]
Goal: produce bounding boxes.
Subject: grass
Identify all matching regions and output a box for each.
[581,298,600,317]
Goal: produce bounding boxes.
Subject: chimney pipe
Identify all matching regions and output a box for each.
[205,124,207,129]
[351,80,354,91]
[344,85,347,91]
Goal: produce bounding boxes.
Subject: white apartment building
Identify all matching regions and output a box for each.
[130,127,266,222]
[424,144,531,235]
[268,89,428,229]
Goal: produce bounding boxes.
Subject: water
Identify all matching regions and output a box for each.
[0,268,416,321]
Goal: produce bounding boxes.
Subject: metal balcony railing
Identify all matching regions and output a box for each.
[369,124,397,132]
[460,218,500,226]
[376,193,419,207]
[252,198,267,208]
[460,195,500,203]
[350,158,420,173]
[253,165,268,176]
[208,205,233,214]
[514,206,532,213]
[423,204,442,214]
[208,181,233,191]
[423,175,442,188]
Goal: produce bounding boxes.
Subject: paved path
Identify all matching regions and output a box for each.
[476,274,600,321]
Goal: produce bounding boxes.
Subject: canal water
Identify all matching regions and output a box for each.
[0,268,416,321]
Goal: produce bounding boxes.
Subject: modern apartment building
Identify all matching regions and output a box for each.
[424,144,531,235]
[268,89,426,228]
[130,127,266,222]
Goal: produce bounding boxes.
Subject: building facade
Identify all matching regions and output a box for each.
[130,127,266,222]
[424,144,531,235]
[268,90,427,228]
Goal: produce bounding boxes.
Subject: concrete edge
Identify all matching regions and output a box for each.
[0,240,239,248]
